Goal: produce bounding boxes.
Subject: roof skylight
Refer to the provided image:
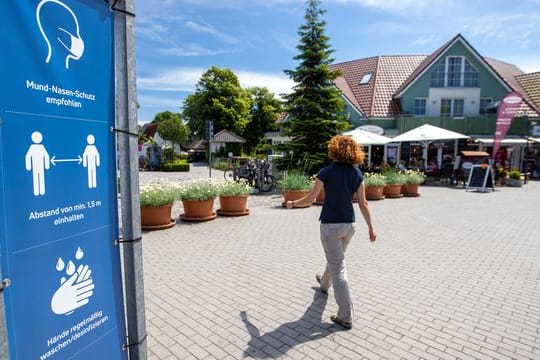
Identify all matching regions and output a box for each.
[359,73,372,85]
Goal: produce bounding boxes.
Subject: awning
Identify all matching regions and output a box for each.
[473,136,531,144]
[460,150,490,157]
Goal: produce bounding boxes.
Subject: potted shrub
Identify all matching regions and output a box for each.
[495,166,508,186]
[506,170,522,187]
[177,179,220,221]
[363,172,386,200]
[401,169,426,197]
[216,180,252,216]
[382,170,405,198]
[140,180,179,230]
[277,171,313,207]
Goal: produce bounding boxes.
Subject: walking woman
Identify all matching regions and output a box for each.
[286,134,376,330]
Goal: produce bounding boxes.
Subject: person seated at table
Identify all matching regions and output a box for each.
[426,161,438,176]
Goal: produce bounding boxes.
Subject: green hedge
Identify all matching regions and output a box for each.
[161,160,190,172]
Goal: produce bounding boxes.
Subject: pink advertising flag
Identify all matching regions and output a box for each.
[492,91,523,161]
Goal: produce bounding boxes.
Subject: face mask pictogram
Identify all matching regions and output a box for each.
[36,0,85,69]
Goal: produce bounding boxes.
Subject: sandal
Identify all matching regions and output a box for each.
[331,315,352,330]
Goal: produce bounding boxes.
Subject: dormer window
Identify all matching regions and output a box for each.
[359,73,372,85]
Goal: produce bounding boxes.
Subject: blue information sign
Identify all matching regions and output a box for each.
[0,1,127,358]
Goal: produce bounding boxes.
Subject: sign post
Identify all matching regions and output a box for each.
[206,120,214,177]
[114,0,148,358]
[0,1,127,358]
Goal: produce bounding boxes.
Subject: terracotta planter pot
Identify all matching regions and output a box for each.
[217,195,250,216]
[282,190,311,207]
[384,184,403,198]
[364,185,385,200]
[180,198,217,222]
[140,204,175,230]
[402,183,421,197]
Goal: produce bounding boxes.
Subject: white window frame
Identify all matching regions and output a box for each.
[413,98,427,116]
[441,98,464,117]
[431,56,479,88]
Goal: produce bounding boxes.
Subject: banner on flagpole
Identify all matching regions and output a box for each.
[492,92,523,162]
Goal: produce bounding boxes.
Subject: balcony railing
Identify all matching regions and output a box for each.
[391,115,533,136]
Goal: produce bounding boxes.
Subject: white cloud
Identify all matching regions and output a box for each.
[236,71,295,96]
[504,55,540,73]
[331,0,439,12]
[411,35,440,47]
[137,68,295,96]
[137,68,206,92]
[137,95,183,109]
[160,45,234,57]
[462,12,540,48]
[185,20,240,45]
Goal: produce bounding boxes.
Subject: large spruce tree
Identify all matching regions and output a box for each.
[280,0,349,174]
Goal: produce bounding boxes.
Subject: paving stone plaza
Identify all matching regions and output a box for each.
[139,164,540,360]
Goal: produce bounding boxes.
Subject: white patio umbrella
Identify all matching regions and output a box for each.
[343,128,391,145]
[343,128,392,167]
[391,124,469,167]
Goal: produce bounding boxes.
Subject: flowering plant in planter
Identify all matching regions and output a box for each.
[177,179,220,201]
[363,172,386,186]
[400,169,426,185]
[382,169,406,185]
[139,180,179,207]
[508,169,521,180]
[277,171,313,191]
[217,180,252,196]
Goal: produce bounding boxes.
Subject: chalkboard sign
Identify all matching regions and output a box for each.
[466,164,494,192]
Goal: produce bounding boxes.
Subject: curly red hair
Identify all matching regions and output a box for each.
[327,135,365,165]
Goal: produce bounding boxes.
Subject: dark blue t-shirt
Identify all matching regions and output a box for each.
[316,163,363,223]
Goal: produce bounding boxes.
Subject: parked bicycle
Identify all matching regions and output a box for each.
[224,157,276,192]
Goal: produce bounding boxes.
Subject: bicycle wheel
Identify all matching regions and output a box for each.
[224,169,235,181]
[261,175,276,192]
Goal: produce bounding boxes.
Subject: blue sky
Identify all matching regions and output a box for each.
[135,0,540,123]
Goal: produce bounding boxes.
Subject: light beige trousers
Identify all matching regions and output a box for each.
[319,222,355,323]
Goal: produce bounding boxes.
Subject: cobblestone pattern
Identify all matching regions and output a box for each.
[139,165,540,359]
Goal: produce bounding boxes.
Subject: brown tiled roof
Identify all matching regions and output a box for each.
[374,56,427,117]
[212,129,246,143]
[515,71,540,113]
[142,123,159,138]
[331,56,378,115]
[331,55,426,117]
[484,58,538,116]
[333,75,362,113]
[515,72,540,113]
[183,138,205,150]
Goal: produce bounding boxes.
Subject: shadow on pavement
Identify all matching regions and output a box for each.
[240,287,342,359]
